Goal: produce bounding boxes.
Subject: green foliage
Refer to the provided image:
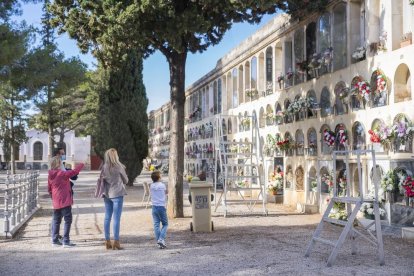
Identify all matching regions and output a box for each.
[94,49,148,185]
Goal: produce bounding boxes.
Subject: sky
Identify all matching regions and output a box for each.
[14,2,276,112]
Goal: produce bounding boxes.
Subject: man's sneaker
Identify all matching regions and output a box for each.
[52,240,62,247]
[62,241,76,248]
[157,239,166,249]
[57,235,63,244]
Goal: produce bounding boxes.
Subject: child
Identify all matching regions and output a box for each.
[150,171,168,249]
[48,156,84,248]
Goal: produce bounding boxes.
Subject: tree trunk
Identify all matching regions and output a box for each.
[47,88,54,160]
[10,98,15,174]
[166,51,186,218]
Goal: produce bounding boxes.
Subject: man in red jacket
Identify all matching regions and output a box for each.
[48,156,84,248]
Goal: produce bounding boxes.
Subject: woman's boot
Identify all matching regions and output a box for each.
[105,240,112,250]
[112,240,123,250]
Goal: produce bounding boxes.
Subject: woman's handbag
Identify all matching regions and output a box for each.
[94,171,105,198]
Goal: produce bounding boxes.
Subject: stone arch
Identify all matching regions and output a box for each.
[258,52,265,94]
[309,166,317,192]
[265,46,273,93]
[393,113,413,152]
[295,166,304,191]
[352,121,366,150]
[320,124,331,155]
[275,102,283,125]
[370,69,388,107]
[286,165,293,189]
[306,89,318,118]
[266,104,274,126]
[320,86,331,117]
[320,166,330,193]
[284,99,292,123]
[394,63,411,103]
[307,127,318,156]
[259,106,265,128]
[238,65,244,104]
[350,75,365,110]
[334,81,347,115]
[334,123,348,150]
[295,129,305,156]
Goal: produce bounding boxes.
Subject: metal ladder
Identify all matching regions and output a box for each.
[213,114,267,217]
[304,149,384,267]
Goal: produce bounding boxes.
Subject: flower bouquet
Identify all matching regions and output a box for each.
[308,53,321,70]
[376,74,387,94]
[268,171,283,194]
[286,69,294,80]
[354,80,371,102]
[311,180,318,192]
[241,117,251,127]
[265,112,275,120]
[360,188,386,220]
[402,176,414,198]
[321,171,334,191]
[381,170,396,192]
[246,89,259,98]
[321,47,333,66]
[296,60,308,74]
[323,129,336,147]
[276,139,292,151]
[336,128,348,145]
[352,46,366,62]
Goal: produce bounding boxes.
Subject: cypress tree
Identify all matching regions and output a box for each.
[95,49,148,186]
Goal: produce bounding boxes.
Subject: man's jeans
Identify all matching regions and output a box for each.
[104,196,124,241]
[152,206,168,242]
[52,206,72,244]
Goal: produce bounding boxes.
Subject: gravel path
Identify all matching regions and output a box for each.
[0,172,413,275]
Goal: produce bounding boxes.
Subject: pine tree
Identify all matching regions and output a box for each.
[94,49,148,186]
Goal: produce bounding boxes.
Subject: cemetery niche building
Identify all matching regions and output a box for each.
[148,0,414,224]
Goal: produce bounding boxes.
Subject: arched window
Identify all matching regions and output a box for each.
[238,65,244,104]
[320,87,331,117]
[294,28,305,84]
[238,113,243,132]
[307,128,318,156]
[244,61,251,96]
[226,72,232,110]
[306,90,318,118]
[251,57,257,90]
[228,118,232,134]
[284,99,292,123]
[350,76,365,110]
[370,69,388,107]
[258,53,265,95]
[244,111,250,132]
[306,22,317,79]
[221,119,227,135]
[320,166,330,193]
[318,12,332,74]
[295,129,305,156]
[334,123,348,151]
[352,122,366,150]
[334,81,348,115]
[232,68,238,108]
[266,104,274,126]
[394,63,411,103]
[295,166,304,191]
[217,78,222,113]
[393,114,413,153]
[259,107,265,128]
[275,102,283,125]
[284,39,293,87]
[285,132,294,156]
[213,81,218,114]
[265,47,273,94]
[333,3,347,71]
[286,165,293,189]
[33,142,43,161]
[309,166,317,192]
[320,124,332,155]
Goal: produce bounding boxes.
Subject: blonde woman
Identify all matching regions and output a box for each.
[48,156,84,248]
[102,148,128,250]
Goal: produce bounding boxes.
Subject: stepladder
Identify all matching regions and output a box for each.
[304,149,385,267]
[213,114,267,217]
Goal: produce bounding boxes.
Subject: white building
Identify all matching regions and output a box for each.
[149,0,414,223]
[0,129,91,170]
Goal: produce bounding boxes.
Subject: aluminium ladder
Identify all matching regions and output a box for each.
[213,114,267,217]
[304,149,384,267]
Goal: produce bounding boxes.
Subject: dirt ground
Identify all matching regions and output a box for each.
[0,172,413,275]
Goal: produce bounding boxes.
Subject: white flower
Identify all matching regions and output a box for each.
[367,208,374,215]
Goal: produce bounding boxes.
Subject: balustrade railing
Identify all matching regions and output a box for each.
[1,171,40,237]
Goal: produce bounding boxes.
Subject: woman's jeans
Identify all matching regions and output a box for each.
[152,206,168,242]
[104,196,124,241]
[51,206,72,244]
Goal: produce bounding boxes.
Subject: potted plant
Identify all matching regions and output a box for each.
[268,171,283,195]
[246,89,259,99]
